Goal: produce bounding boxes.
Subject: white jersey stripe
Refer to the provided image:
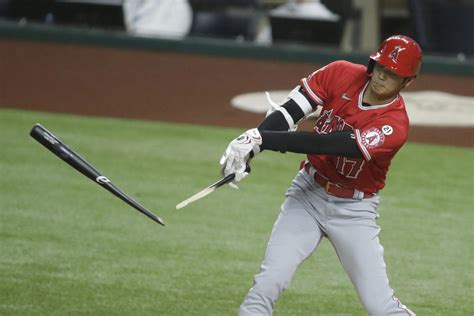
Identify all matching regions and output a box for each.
[302,78,324,105]
[355,129,372,161]
[288,87,314,116]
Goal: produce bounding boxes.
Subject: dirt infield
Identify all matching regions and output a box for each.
[1,39,473,147]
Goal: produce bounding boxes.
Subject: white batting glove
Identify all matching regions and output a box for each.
[219,128,262,188]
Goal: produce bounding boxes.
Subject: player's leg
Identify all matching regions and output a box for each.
[326,199,415,315]
[239,177,323,316]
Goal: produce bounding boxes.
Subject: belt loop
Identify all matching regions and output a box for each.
[325,181,331,193]
[352,189,364,200]
[299,160,306,170]
[310,165,317,181]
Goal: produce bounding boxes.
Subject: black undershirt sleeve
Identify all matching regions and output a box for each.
[257,110,290,131]
[256,88,361,158]
[258,87,318,131]
[259,130,363,158]
[257,99,305,131]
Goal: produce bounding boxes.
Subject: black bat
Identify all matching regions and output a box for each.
[30,123,165,226]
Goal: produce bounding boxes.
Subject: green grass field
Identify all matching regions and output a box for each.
[1,108,473,315]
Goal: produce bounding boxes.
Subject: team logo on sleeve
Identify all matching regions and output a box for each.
[361,128,385,148]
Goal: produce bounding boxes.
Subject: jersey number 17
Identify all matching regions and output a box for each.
[336,157,365,179]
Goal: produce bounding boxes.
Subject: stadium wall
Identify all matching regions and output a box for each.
[0,20,472,146]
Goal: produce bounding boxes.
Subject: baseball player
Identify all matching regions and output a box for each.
[219,35,422,315]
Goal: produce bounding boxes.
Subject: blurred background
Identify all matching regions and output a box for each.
[0,0,472,147]
[1,0,473,57]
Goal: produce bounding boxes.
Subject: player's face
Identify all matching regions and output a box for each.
[368,63,414,101]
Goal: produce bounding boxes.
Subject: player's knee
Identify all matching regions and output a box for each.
[253,271,291,300]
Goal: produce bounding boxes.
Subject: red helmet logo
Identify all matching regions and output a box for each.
[369,35,422,77]
[388,45,406,63]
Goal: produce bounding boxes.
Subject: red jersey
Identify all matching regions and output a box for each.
[301,60,409,193]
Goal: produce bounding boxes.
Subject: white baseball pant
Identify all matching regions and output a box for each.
[239,170,414,316]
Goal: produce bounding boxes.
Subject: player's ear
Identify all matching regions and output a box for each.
[402,76,416,89]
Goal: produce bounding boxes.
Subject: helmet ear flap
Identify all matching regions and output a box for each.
[367,59,375,74]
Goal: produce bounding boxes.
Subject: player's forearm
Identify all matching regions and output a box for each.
[259,130,363,158]
[258,110,291,131]
[256,86,360,157]
[258,87,317,131]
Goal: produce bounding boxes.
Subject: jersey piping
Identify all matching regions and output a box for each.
[354,129,372,161]
[301,78,324,105]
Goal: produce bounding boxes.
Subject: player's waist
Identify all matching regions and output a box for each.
[301,160,375,200]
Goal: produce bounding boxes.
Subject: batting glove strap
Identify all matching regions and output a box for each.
[242,128,262,155]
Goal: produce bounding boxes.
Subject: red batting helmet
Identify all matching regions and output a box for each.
[368,35,422,77]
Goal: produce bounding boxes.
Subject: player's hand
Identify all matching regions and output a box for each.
[219,128,262,188]
[222,162,250,189]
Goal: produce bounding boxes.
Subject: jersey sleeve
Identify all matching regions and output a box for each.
[354,121,408,162]
[300,60,346,107]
